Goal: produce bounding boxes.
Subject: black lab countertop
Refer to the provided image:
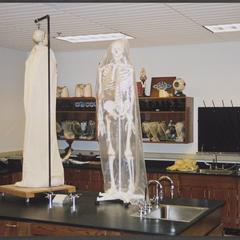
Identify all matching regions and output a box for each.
[0,191,224,236]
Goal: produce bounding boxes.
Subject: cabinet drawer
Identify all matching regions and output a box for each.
[31,222,109,236]
[0,220,31,236]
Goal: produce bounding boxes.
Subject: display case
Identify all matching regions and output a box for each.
[139,96,193,143]
[56,97,97,141]
[56,96,193,144]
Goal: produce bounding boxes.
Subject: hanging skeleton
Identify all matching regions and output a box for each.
[96,39,147,204]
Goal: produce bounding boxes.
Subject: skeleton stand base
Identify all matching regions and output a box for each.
[96,191,144,205]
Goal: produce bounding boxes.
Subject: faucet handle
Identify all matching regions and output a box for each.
[138,201,151,217]
[170,185,174,199]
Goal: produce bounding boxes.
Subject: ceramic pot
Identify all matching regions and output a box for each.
[75,84,84,97]
[83,84,92,97]
[57,86,69,97]
[61,86,69,97]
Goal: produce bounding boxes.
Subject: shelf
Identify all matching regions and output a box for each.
[57,97,95,101]
[143,141,188,144]
[140,111,185,114]
[56,96,193,144]
[57,111,95,113]
[58,138,97,141]
[139,96,187,100]
[57,96,188,101]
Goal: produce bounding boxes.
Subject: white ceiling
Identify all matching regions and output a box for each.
[1,2,240,52]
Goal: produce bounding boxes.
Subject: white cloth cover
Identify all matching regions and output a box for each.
[96,39,147,204]
[15,43,64,187]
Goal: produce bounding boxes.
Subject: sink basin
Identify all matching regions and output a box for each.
[132,204,208,222]
[199,168,233,175]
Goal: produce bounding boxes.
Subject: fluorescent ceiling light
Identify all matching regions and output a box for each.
[56,33,134,43]
[204,23,240,33]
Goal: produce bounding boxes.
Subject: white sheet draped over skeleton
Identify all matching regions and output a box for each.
[15,30,64,187]
[96,39,147,204]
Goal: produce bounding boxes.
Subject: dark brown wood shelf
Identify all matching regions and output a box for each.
[58,138,97,141]
[140,97,193,143]
[57,111,95,113]
[140,111,185,114]
[56,97,97,141]
[143,140,188,144]
[139,96,187,100]
[57,97,95,101]
[56,96,193,144]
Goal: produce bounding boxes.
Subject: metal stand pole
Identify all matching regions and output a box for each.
[34,15,51,187]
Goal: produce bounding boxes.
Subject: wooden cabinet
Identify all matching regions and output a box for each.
[175,174,239,229]
[31,222,123,236]
[140,97,193,143]
[0,172,22,185]
[0,174,11,185]
[64,168,104,192]
[11,172,22,183]
[64,168,90,190]
[56,97,97,141]
[0,220,124,237]
[56,96,193,144]
[0,220,31,236]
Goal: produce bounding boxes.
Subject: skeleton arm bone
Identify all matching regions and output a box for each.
[97,67,106,136]
[125,68,136,134]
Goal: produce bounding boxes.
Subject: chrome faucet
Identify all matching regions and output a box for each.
[158,176,175,199]
[147,180,163,205]
[203,161,212,170]
[139,180,163,217]
[213,152,218,169]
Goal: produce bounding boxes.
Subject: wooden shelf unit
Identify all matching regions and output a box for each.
[56,97,97,141]
[56,96,193,144]
[139,96,193,143]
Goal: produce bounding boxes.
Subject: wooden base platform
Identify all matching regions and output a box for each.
[0,184,76,199]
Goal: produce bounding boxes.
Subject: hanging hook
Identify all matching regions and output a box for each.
[212,100,215,107]
[203,100,206,107]
[34,19,40,30]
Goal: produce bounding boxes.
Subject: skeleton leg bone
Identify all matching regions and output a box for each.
[124,119,135,193]
[106,114,117,193]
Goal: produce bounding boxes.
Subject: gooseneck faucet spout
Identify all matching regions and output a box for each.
[159,176,175,199]
[147,180,163,205]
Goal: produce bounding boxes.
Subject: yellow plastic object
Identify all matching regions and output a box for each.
[167,159,198,172]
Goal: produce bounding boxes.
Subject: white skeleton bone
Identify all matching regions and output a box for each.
[96,40,146,204]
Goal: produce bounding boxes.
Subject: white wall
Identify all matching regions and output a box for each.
[56,41,240,154]
[0,47,26,152]
[1,41,240,154]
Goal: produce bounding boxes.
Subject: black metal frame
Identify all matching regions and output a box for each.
[34,15,51,187]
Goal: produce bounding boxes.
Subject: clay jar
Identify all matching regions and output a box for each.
[61,86,69,97]
[75,84,85,97]
[57,86,69,97]
[83,84,92,97]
